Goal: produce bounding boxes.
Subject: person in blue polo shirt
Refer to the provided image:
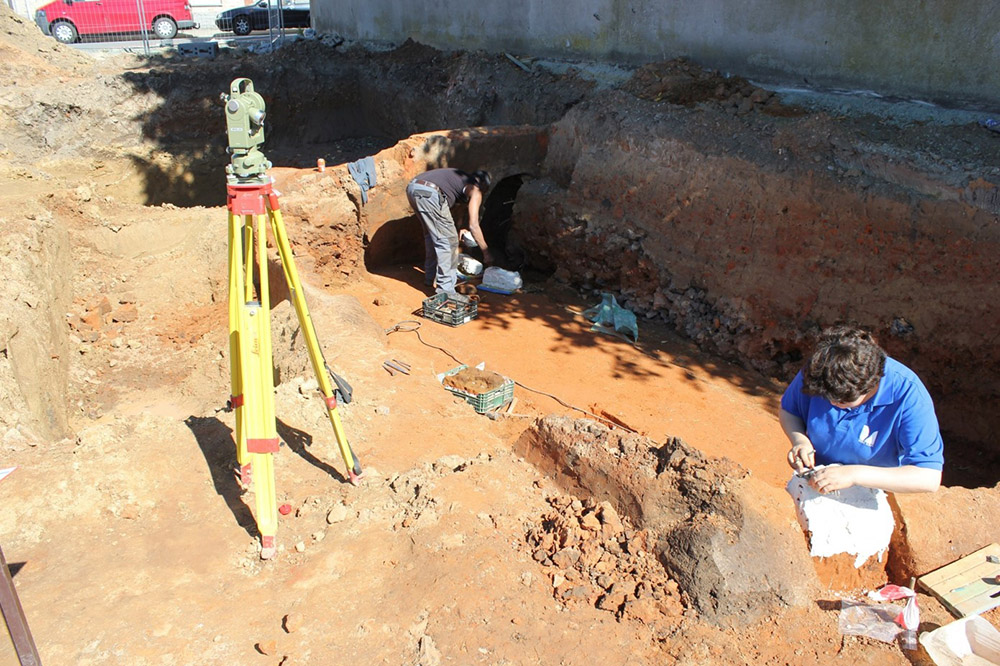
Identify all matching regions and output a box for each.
[780,326,943,494]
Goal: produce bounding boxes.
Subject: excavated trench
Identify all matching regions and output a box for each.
[165,44,1000,492]
[7,34,1000,627]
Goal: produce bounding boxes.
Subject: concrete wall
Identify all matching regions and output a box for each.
[314,0,1000,109]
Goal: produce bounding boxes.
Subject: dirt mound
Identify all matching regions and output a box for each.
[516,415,818,625]
[0,4,95,80]
[526,494,686,636]
[622,57,784,116]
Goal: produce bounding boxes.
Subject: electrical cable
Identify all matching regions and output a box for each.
[385,319,636,433]
[385,320,464,365]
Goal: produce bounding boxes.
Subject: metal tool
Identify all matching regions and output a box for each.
[384,360,410,375]
[0,543,41,666]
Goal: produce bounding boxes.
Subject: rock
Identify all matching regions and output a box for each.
[326,502,349,524]
[74,185,93,202]
[622,597,661,625]
[375,405,390,415]
[311,530,326,542]
[417,634,441,666]
[579,511,601,531]
[561,584,592,601]
[256,639,277,655]
[625,532,646,554]
[551,547,581,569]
[597,501,624,534]
[434,455,467,472]
[111,304,138,323]
[597,586,626,613]
[294,541,306,553]
[81,310,102,330]
[558,525,581,548]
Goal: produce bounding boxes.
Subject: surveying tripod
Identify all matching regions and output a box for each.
[223,78,362,559]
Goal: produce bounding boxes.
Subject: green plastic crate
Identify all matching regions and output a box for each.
[421,292,478,327]
[441,365,514,413]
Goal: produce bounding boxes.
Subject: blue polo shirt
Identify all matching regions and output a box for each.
[780,357,944,470]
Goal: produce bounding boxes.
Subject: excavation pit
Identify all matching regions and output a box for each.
[3,10,1000,663]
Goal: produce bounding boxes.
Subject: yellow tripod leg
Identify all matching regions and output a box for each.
[230,216,279,559]
[243,213,280,558]
[228,212,251,487]
[268,203,363,484]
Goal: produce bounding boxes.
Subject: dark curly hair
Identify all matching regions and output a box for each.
[801,326,886,403]
[470,170,492,191]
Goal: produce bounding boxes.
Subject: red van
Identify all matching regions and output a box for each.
[35,0,198,43]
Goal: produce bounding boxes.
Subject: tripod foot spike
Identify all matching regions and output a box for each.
[260,536,276,560]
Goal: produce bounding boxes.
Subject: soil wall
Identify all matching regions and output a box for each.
[314,0,1000,109]
[0,207,73,442]
[513,91,1000,455]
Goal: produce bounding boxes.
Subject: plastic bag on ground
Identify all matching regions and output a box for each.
[482,266,522,293]
[582,293,638,343]
[868,584,919,631]
[839,600,903,643]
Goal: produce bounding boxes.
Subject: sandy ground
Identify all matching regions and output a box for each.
[0,205,950,664]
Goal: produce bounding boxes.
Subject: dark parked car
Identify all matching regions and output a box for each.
[215,0,309,35]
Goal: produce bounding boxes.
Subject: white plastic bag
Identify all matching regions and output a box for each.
[867,584,919,631]
[482,266,522,292]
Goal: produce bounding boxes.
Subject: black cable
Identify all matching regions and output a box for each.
[385,320,464,365]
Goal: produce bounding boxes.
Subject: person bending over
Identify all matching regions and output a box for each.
[405,168,492,294]
[780,326,943,494]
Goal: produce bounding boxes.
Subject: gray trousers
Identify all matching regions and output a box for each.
[406,182,459,294]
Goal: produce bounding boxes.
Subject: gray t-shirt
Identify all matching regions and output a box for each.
[419,168,472,207]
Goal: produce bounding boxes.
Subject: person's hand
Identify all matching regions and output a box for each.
[808,465,859,494]
[787,441,815,473]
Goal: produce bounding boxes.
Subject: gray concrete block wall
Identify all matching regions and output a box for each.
[314,0,1000,109]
